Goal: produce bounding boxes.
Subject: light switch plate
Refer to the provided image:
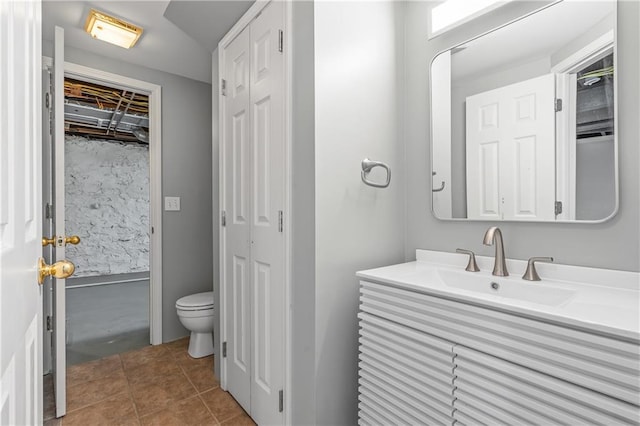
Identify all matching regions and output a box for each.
[164,196,181,211]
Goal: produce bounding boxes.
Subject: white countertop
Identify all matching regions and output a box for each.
[357,250,640,341]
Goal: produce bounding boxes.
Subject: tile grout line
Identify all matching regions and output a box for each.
[118,353,143,423]
[198,393,221,425]
[133,343,201,422]
[170,341,221,424]
[128,345,177,421]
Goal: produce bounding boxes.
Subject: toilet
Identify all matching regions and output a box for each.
[176,291,214,358]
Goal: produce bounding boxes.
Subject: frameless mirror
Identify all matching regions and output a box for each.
[430,0,617,222]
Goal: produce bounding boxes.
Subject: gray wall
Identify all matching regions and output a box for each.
[576,137,616,220]
[405,0,639,271]
[44,41,214,342]
[211,48,221,381]
[314,2,406,424]
[291,1,317,424]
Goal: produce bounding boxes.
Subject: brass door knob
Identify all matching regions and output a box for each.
[37,258,75,285]
[65,235,81,245]
[42,235,81,247]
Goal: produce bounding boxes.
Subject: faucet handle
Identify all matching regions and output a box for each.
[456,248,480,272]
[522,257,554,281]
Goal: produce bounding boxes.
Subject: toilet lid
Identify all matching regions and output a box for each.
[176,291,214,309]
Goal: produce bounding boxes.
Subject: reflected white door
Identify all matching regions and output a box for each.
[0,1,43,424]
[51,25,67,417]
[221,1,285,424]
[466,73,556,220]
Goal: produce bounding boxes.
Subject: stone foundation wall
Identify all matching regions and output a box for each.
[65,135,149,277]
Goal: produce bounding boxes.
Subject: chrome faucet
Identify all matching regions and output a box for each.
[483,226,508,276]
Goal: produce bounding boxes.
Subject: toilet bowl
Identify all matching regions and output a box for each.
[176,291,214,358]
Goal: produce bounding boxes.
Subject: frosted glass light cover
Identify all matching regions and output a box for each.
[84,9,143,49]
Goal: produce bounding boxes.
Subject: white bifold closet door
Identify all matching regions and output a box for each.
[221,1,285,424]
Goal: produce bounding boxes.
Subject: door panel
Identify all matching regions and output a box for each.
[479,141,500,217]
[248,2,284,424]
[222,1,285,423]
[232,254,249,374]
[502,74,555,221]
[223,24,252,412]
[52,25,67,417]
[42,69,54,375]
[0,0,43,424]
[466,73,555,220]
[467,100,501,220]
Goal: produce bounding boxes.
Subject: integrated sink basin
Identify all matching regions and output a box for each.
[357,249,640,340]
[437,269,576,306]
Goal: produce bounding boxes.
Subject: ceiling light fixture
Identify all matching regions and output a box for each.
[84,9,143,49]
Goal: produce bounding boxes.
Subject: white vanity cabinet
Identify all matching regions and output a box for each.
[358,312,456,425]
[358,279,640,425]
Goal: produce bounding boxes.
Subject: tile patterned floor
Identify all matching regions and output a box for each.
[44,338,255,426]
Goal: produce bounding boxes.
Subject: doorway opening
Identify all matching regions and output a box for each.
[62,77,151,365]
[43,57,162,380]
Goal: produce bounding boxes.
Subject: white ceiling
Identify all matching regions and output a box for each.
[163,1,254,52]
[451,1,615,82]
[42,1,252,83]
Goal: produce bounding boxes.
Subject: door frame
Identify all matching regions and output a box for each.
[217,0,293,423]
[42,57,163,345]
[551,30,615,222]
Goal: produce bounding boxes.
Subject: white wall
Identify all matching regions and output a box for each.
[65,135,149,277]
[314,2,406,424]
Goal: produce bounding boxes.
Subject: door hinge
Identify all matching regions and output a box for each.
[555,98,563,112]
[45,92,50,109]
[221,210,226,227]
[278,210,283,233]
[555,201,563,215]
[221,79,227,97]
[222,341,227,358]
[45,203,54,219]
[278,389,284,412]
[151,226,154,234]
[278,30,283,53]
[46,316,53,332]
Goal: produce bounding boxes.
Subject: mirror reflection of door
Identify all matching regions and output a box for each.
[465,74,556,221]
[430,0,617,222]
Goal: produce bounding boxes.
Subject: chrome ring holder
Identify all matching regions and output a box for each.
[361,158,391,188]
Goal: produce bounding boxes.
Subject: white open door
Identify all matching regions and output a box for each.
[51,25,68,417]
[0,1,43,424]
[466,73,556,221]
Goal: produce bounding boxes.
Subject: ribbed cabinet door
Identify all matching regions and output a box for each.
[358,312,455,426]
[360,280,639,404]
[452,345,640,426]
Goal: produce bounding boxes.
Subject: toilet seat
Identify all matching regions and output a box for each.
[176,291,214,311]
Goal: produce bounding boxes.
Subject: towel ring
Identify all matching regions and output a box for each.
[361,158,391,188]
